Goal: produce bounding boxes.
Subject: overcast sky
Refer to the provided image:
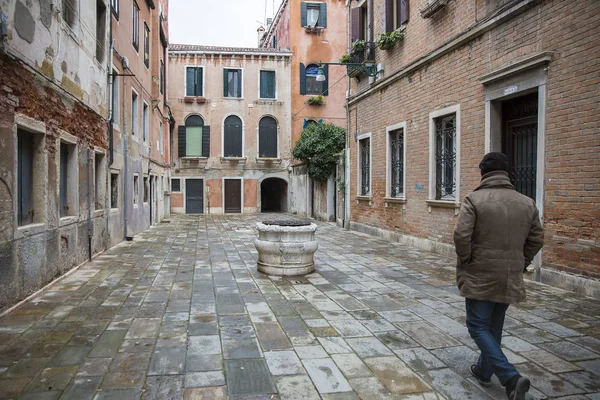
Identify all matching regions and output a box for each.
[169,0,283,48]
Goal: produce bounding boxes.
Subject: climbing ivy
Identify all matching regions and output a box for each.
[292,123,345,182]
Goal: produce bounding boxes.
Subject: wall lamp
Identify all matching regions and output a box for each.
[316,62,378,81]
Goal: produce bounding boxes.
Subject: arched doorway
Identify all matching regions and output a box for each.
[261,178,288,212]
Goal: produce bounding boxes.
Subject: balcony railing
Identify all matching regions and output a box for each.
[347,41,376,77]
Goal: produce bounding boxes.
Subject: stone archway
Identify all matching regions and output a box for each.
[260,178,288,212]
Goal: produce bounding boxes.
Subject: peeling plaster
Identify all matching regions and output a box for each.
[14,0,34,43]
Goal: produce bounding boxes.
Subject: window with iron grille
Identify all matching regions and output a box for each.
[389,128,404,198]
[359,136,371,196]
[171,178,181,192]
[434,114,456,200]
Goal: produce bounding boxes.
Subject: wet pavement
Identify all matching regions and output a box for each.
[0,214,599,400]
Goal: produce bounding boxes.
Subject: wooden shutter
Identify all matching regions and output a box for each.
[196,68,203,96]
[259,118,277,158]
[299,63,306,95]
[236,70,242,97]
[202,126,210,157]
[385,0,394,32]
[223,69,229,97]
[178,125,186,157]
[351,7,363,41]
[301,2,307,27]
[260,71,266,98]
[400,0,409,25]
[319,3,327,27]
[322,65,329,96]
[186,68,195,96]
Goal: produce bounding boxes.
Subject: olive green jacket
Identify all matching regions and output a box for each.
[454,171,544,304]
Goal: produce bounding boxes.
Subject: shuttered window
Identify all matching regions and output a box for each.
[178,115,210,158]
[301,2,327,27]
[386,0,409,32]
[143,23,150,67]
[186,127,203,156]
[260,71,276,99]
[259,117,278,158]
[186,67,203,96]
[132,1,139,50]
[223,69,242,98]
[223,115,243,157]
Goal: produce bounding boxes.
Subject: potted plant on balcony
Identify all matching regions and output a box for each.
[377,30,404,50]
[339,54,351,63]
[351,40,365,54]
[307,95,324,105]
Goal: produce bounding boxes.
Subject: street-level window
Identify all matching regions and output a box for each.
[258,116,277,158]
[186,67,203,97]
[110,172,119,209]
[223,115,243,157]
[59,141,77,217]
[171,178,181,192]
[260,71,276,99]
[143,23,150,67]
[143,176,149,203]
[94,153,106,210]
[388,128,405,198]
[358,135,371,196]
[17,128,44,226]
[132,1,139,50]
[434,114,457,200]
[143,102,149,142]
[301,2,327,28]
[223,69,242,98]
[133,175,139,205]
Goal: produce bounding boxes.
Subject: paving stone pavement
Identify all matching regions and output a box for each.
[1,214,599,400]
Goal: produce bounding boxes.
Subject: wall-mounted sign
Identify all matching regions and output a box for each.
[504,85,518,95]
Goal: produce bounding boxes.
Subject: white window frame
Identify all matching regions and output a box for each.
[385,121,407,199]
[94,149,107,214]
[57,131,79,223]
[110,170,120,211]
[143,175,149,204]
[258,69,277,100]
[184,65,205,97]
[133,173,140,206]
[131,88,139,137]
[223,67,244,99]
[142,101,149,143]
[222,177,244,214]
[221,113,245,158]
[428,104,461,203]
[356,132,372,197]
[257,115,280,159]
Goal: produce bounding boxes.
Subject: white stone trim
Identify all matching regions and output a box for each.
[428,104,461,204]
[256,115,280,159]
[222,177,244,214]
[257,69,277,100]
[184,65,205,97]
[356,132,372,197]
[221,113,245,158]
[385,121,407,199]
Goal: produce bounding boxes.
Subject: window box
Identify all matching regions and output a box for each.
[420,0,449,18]
[305,26,323,34]
[196,97,207,104]
[184,97,195,103]
[307,95,324,105]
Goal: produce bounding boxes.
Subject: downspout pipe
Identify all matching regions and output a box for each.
[122,72,130,240]
[87,148,93,260]
[108,19,114,166]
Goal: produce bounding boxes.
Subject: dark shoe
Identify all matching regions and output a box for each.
[506,376,530,400]
[470,364,492,387]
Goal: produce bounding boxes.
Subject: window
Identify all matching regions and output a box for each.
[111,0,118,16]
[301,2,327,28]
[96,0,107,62]
[385,0,409,32]
[143,176,149,203]
[301,64,327,96]
[111,69,119,126]
[358,134,371,196]
[142,102,149,142]
[171,178,181,192]
[260,71,276,99]
[62,0,76,28]
[110,172,119,209]
[387,126,405,198]
[159,121,164,153]
[143,23,150,67]
[223,115,243,157]
[178,115,210,158]
[351,3,367,42]
[132,1,139,50]
[94,152,106,210]
[59,141,77,217]
[223,69,242,98]
[160,60,165,95]
[186,67,203,97]
[133,175,139,205]
[17,129,44,226]
[258,117,277,158]
[131,90,138,136]
[433,113,457,201]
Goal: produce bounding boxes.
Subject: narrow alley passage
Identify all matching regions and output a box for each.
[0,215,598,399]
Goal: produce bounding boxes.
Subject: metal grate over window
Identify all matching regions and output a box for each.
[390,128,404,198]
[435,114,456,200]
[360,137,370,196]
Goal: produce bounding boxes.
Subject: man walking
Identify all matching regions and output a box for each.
[454,152,544,400]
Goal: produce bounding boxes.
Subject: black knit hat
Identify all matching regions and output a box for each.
[479,152,509,176]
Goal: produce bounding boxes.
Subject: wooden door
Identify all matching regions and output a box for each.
[224,179,242,213]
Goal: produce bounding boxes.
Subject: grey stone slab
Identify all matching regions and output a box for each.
[25,366,79,392]
[255,323,293,351]
[422,314,468,336]
[379,310,421,323]
[77,358,112,376]
[517,362,585,397]
[49,346,91,366]
[3,357,50,377]
[345,337,393,358]
[506,327,561,344]
[533,322,584,338]
[576,359,600,377]
[502,336,539,352]
[317,337,353,355]
[186,354,223,372]
[561,370,600,393]
[189,322,219,336]
[61,376,102,400]
[274,375,320,400]
[188,335,222,356]
[148,347,186,375]
[396,321,461,350]
[101,371,146,389]
[363,356,432,395]
[264,351,305,376]
[222,337,262,359]
[110,352,151,371]
[567,336,600,354]
[418,368,490,400]
[302,358,352,394]
[182,386,227,399]
[184,371,225,388]
[331,353,372,378]
[89,330,127,358]
[520,349,582,373]
[431,346,480,376]
[294,345,328,359]
[330,320,372,338]
[224,359,276,396]
[126,318,161,339]
[539,341,599,361]
[375,330,419,351]
[16,391,62,400]
[394,348,446,371]
[93,388,141,399]
[360,318,396,333]
[141,375,184,400]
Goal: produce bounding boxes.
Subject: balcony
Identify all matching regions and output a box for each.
[347,41,376,78]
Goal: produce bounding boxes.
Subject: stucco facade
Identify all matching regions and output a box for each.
[168,45,292,215]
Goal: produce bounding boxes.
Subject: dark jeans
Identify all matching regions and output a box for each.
[465,298,519,386]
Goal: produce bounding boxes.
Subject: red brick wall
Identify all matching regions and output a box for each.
[348,0,600,278]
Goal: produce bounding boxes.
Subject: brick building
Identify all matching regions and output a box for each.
[260,0,349,221]
[0,0,111,310]
[345,0,599,297]
[167,45,292,215]
[109,0,172,243]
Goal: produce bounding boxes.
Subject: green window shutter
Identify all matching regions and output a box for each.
[237,70,242,97]
[178,125,186,157]
[269,72,276,98]
[400,0,409,25]
[319,3,327,27]
[186,68,195,96]
[196,68,203,96]
[301,2,307,27]
[299,63,306,95]
[186,126,203,156]
[202,126,210,157]
[223,69,229,97]
[322,64,329,96]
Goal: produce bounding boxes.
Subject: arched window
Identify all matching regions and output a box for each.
[259,117,278,158]
[223,115,243,157]
[300,63,328,96]
[178,115,210,158]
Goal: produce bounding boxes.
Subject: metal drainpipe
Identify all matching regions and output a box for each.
[122,72,130,240]
[87,147,93,260]
[343,0,351,230]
